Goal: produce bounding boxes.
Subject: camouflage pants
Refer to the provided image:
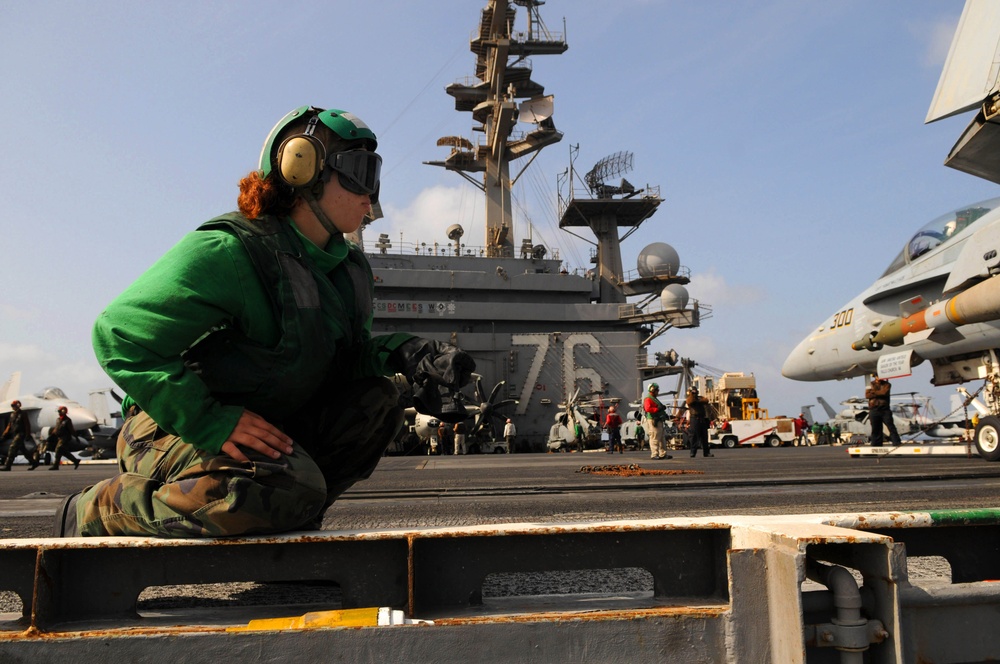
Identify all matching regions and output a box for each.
[77,376,403,537]
[50,435,80,466]
[4,434,36,468]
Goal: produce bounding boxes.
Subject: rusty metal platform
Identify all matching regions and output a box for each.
[1,511,999,662]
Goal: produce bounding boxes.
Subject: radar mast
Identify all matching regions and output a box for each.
[426,0,567,258]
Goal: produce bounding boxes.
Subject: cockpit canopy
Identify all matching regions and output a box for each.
[880,197,1000,277]
[33,387,69,400]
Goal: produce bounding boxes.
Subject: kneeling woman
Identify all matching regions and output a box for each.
[62,106,473,537]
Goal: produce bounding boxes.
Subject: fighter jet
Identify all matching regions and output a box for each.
[782,196,1000,382]
[784,0,1000,460]
[0,371,108,461]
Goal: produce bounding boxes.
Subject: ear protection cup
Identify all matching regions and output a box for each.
[275,133,326,187]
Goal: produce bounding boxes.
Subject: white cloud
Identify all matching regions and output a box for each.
[0,343,107,402]
[927,19,957,67]
[674,336,719,363]
[49,360,112,391]
[911,14,962,69]
[0,343,53,364]
[0,303,37,321]
[375,186,484,254]
[688,268,766,308]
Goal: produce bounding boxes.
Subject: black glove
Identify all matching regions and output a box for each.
[390,337,476,423]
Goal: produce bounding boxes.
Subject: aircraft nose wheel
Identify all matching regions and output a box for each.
[974,416,1000,461]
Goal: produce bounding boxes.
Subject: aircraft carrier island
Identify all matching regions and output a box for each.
[356,0,705,451]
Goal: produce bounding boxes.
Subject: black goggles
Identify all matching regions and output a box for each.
[325,150,382,197]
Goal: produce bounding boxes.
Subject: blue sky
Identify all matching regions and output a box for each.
[2,1,995,424]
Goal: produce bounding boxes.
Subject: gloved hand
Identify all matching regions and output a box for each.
[390,337,476,423]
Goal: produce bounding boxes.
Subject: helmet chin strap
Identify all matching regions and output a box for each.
[301,188,342,238]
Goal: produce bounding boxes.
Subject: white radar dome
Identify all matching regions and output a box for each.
[446,224,464,241]
[637,242,680,278]
[660,284,689,311]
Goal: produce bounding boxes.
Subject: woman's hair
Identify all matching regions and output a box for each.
[237,170,296,219]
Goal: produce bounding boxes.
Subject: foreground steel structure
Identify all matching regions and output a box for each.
[2,509,999,662]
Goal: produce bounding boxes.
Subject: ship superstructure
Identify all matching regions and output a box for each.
[358,0,706,449]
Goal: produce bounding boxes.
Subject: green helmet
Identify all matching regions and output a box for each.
[258,105,378,180]
[648,383,659,393]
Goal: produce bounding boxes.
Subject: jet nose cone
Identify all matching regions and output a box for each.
[782,341,815,381]
[68,407,98,430]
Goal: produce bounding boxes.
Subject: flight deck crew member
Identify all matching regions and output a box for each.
[810,422,822,446]
[438,421,455,455]
[60,106,474,538]
[865,377,901,447]
[504,419,517,453]
[1,400,39,471]
[604,405,623,454]
[635,422,646,450]
[48,405,81,470]
[453,420,467,455]
[573,418,584,453]
[643,383,672,460]
[686,386,713,458]
[793,413,808,446]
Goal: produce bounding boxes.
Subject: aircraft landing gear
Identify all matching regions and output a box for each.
[974,415,1000,461]
[962,349,1000,461]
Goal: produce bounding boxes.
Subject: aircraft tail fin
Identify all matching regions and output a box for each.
[949,391,988,418]
[816,396,838,419]
[88,388,122,426]
[926,0,1000,123]
[800,405,815,426]
[925,0,1000,183]
[0,372,21,404]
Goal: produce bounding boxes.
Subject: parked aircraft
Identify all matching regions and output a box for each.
[544,389,670,452]
[783,0,1000,460]
[403,375,516,454]
[0,372,113,461]
[546,388,608,452]
[815,395,926,444]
